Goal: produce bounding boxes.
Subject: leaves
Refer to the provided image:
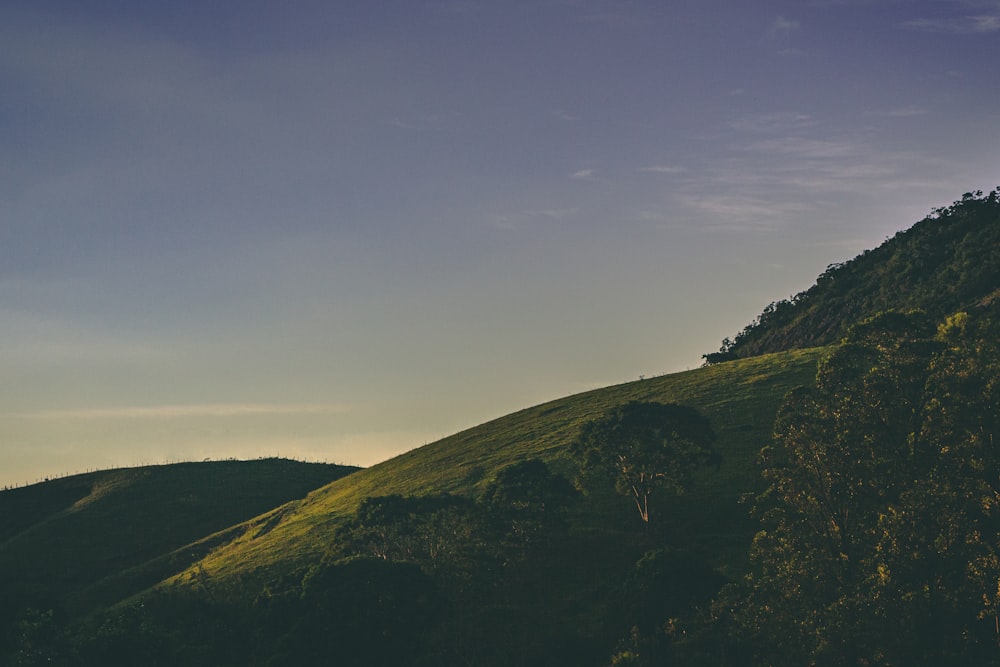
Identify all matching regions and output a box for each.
[741,308,1000,665]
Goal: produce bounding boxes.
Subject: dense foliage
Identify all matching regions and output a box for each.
[706,188,1000,362]
[735,306,1000,665]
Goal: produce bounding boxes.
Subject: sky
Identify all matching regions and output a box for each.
[1,0,998,487]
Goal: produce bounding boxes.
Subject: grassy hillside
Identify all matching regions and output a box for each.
[165,347,825,593]
[0,459,357,617]
[709,188,1000,361]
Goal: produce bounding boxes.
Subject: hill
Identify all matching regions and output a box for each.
[705,188,1000,362]
[0,459,357,623]
[62,348,822,667]
[7,190,998,665]
[0,350,824,666]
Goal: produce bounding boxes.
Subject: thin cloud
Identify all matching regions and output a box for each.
[571,169,596,180]
[742,136,860,159]
[903,13,1000,33]
[638,165,687,174]
[864,106,929,118]
[678,193,812,231]
[525,208,578,219]
[551,110,580,122]
[770,16,801,34]
[728,112,815,133]
[5,403,352,420]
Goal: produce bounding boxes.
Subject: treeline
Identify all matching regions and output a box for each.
[705,188,1000,363]
[725,303,1000,665]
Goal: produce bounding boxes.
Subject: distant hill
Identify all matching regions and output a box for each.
[705,188,1000,362]
[0,459,357,618]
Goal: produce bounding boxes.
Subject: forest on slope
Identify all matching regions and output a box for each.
[705,189,1000,362]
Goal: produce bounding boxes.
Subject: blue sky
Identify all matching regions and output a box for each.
[2,0,998,486]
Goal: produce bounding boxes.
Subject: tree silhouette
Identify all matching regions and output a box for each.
[570,402,717,524]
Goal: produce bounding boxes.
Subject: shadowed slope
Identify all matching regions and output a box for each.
[0,459,357,615]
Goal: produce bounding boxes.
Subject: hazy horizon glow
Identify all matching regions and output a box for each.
[2,0,999,486]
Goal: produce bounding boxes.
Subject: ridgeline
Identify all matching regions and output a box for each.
[704,189,1000,362]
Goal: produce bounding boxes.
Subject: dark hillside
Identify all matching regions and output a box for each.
[708,188,1000,361]
[0,459,357,619]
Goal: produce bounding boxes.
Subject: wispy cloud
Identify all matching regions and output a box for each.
[903,13,1000,33]
[677,192,813,231]
[767,16,803,54]
[770,16,801,34]
[863,106,929,118]
[5,403,352,420]
[551,110,579,122]
[673,104,968,235]
[742,136,860,159]
[638,165,687,174]
[571,168,596,180]
[728,112,815,133]
[525,208,578,219]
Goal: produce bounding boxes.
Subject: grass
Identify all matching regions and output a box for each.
[170,347,827,591]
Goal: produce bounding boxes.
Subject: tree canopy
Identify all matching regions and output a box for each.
[739,307,1000,666]
[570,401,717,524]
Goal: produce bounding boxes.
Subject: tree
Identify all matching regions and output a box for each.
[283,557,445,667]
[480,458,578,561]
[481,459,576,520]
[740,309,1000,666]
[570,402,717,524]
[336,494,488,579]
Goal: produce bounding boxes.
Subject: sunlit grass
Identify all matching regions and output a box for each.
[177,347,826,589]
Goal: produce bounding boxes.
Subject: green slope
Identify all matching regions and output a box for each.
[167,347,825,591]
[0,459,357,616]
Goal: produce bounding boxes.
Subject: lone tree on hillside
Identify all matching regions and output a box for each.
[570,401,717,524]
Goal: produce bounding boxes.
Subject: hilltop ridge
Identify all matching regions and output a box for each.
[706,188,1000,362]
